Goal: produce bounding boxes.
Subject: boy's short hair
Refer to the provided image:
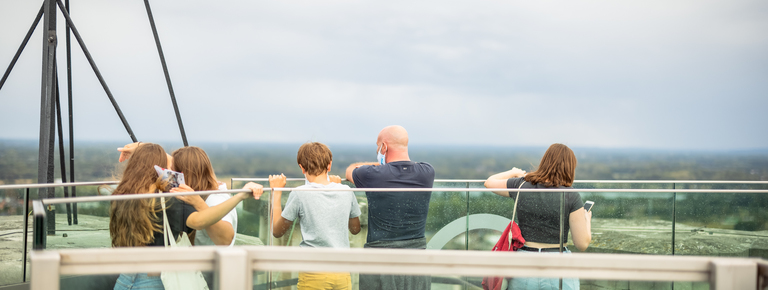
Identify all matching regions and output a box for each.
[297,142,333,176]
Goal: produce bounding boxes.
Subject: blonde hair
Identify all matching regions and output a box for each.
[524,143,577,188]
[109,143,166,247]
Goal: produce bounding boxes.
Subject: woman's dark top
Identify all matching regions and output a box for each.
[149,197,196,246]
[506,177,583,244]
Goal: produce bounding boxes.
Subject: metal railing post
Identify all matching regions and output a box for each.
[32,201,47,250]
[215,248,249,290]
[672,183,677,256]
[22,188,31,282]
[29,251,60,290]
[710,259,757,290]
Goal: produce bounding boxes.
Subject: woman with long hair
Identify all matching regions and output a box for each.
[110,143,263,290]
[484,143,591,290]
[169,146,238,246]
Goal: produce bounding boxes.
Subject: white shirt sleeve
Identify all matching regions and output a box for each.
[194,182,238,246]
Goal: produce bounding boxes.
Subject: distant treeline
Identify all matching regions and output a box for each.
[1,140,767,184]
[3,140,768,231]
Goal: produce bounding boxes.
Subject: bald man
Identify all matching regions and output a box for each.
[345,125,435,290]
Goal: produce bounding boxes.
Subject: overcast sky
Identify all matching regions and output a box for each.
[1,0,766,150]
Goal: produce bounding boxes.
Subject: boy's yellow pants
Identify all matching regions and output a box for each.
[297,272,351,290]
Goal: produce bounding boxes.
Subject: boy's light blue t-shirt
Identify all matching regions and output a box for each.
[281,182,362,248]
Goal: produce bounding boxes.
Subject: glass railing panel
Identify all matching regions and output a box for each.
[41,184,115,251]
[674,182,768,259]
[426,183,469,250]
[231,179,271,247]
[248,271,705,290]
[58,271,216,290]
[0,187,31,286]
[466,185,515,251]
[252,271,442,290]
[580,280,710,289]
[43,199,112,250]
[574,182,675,255]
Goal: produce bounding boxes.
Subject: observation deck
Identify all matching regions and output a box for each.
[1,179,767,289]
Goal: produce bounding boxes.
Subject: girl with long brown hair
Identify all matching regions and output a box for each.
[110,143,263,290]
[169,146,238,246]
[484,143,591,290]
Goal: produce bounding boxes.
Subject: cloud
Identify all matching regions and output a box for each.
[1,0,766,149]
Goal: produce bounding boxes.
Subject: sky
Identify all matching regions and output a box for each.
[0,0,766,150]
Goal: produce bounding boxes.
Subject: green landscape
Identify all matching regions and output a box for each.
[2,139,767,233]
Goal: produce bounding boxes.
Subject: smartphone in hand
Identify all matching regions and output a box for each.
[154,165,185,190]
[584,201,595,212]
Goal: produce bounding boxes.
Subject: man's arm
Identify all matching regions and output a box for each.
[345,162,378,185]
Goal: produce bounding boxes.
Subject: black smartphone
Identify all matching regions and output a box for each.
[584,201,595,212]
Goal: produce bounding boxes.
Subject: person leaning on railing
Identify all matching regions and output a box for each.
[484,143,592,290]
[345,125,435,290]
[119,143,248,248]
[244,142,361,290]
[110,143,263,290]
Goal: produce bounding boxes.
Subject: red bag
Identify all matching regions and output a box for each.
[481,221,525,290]
[482,181,527,290]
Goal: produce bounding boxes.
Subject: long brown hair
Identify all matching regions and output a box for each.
[524,143,577,188]
[171,146,219,192]
[109,143,166,247]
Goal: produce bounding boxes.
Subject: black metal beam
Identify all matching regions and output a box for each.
[65,0,77,225]
[54,63,72,225]
[54,0,138,143]
[143,0,188,146]
[0,4,43,92]
[39,0,57,236]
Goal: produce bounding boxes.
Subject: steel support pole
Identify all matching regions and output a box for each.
[0,5,44,92]
[39,0,58,236]
[143,0,188,146]
[54,65,72,225]
[54,0,138,143]
[65,0,77,225]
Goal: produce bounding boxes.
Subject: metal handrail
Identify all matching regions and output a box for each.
[0,180,118,190]
[31,187,768,205]
[3,178,766,191]
[232,177,768,184]
[29,245,764,290]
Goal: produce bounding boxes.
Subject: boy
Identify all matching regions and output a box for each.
[247,142,361,290]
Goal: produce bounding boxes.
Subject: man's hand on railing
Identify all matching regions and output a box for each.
[329,175,342,184]
[242,182,264,200]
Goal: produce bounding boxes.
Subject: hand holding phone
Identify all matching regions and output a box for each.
[584,201,595,212]
[154,165,185,191]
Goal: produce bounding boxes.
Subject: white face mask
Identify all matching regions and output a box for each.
[377,144,386,165]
